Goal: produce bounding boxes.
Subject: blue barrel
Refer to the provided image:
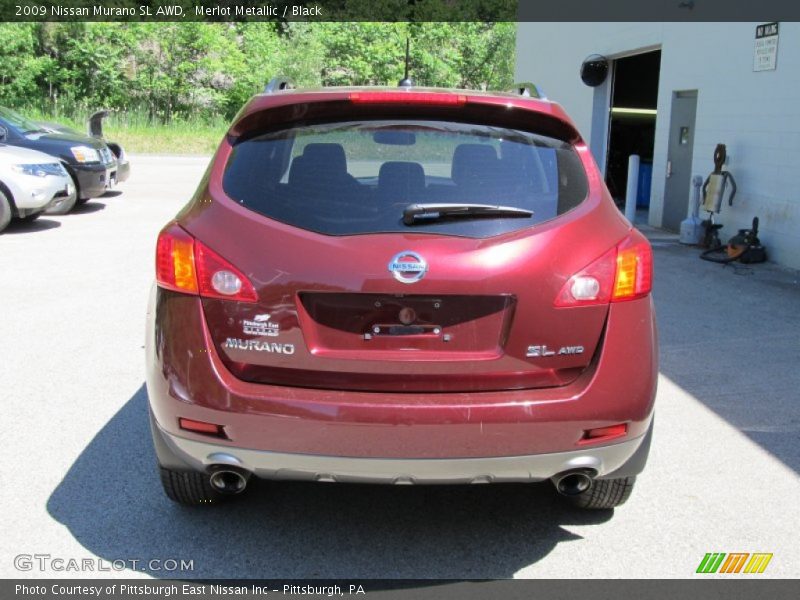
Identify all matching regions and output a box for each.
[637,162,652,208]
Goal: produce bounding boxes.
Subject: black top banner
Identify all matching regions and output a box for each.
[2,0,800,22]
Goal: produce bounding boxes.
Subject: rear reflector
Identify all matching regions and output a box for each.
[349,91,467,106]
[578,423,627,445]
[178,418,226,438]
[155,224,257,302]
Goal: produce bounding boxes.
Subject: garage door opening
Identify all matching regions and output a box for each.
[605,50,661,224]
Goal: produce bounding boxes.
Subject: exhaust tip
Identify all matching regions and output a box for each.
[208,468,249,494]
[552,469,594,496]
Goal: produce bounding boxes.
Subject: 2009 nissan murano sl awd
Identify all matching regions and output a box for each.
[146,82,657,509]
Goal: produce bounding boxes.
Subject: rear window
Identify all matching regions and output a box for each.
[222,120,588,238]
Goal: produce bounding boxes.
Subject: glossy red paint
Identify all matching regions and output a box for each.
[146,86,657,465]
[146,289,656,458]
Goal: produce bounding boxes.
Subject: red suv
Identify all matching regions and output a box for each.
[146,82,657,510]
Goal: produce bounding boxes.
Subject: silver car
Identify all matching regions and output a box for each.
[0,144,76,232]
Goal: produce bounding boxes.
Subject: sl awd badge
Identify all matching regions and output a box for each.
[527,344,585,358]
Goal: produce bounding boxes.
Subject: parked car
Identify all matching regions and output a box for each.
[0,106,118,212]
[146,82,657,509]
[37,109,130,187]
[0,144,75,232]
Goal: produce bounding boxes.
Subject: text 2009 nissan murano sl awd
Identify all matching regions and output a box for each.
[146,83,657,510]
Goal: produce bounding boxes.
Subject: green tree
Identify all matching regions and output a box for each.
[0,23,52,107]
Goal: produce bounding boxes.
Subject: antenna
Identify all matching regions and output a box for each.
[398,38,413,87]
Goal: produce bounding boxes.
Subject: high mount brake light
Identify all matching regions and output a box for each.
[555,233,653,307]
[349,91,467,106]
[156,224,257,302]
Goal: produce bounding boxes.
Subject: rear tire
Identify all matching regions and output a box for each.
[158,466,224,506]
[0,190,12,232]
[566,476,636,509]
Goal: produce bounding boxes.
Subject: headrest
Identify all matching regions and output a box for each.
[451,143,498,186]
[378,161,426,193]
[300,143,348,174]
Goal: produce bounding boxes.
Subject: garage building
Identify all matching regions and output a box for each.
[515,22,800,269]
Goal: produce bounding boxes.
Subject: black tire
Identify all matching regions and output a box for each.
[45,192,78,215]
[75,196,90,206]
[566,476,636,509]
[0,189,12,233]
[158,466,224,506]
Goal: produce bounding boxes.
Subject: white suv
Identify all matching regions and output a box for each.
[0,144,76,232]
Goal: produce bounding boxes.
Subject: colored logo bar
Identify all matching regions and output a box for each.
[696,553,773,574]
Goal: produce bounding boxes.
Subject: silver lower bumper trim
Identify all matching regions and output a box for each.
[160,427,647,485]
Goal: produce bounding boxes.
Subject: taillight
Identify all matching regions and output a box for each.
[349,91,467,106]
[555,233,653,307]
[194,240,258,302]
[155,224,257,302]
[612,237,653,301]
[156,225,197,294]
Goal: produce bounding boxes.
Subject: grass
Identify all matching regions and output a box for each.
[20,108,228,155]
[102,119,227,155]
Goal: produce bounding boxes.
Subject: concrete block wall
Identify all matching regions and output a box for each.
[516,22,800,269]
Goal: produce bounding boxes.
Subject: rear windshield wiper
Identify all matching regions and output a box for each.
[402,203,533,226]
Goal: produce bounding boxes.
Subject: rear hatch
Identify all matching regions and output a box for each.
[184,92,628,393]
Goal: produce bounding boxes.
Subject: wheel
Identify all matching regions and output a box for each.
[0,189,12,232]
[158,466,224,506]
[566,476,636,509]
[75,197,90,206]
[45,192,78,215]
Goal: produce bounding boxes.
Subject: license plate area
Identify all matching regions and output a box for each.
[367,324,443,338]
[297,292,515,358]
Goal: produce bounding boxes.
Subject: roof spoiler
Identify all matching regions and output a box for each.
[511,82,547,100]
[264,77,294,94]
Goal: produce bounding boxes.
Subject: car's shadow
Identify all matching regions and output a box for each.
[69,201,106,214]
[101,190,123,198]
[4,218,61,233]
[47,384,612,579]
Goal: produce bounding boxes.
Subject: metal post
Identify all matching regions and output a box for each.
[624,154,640,223]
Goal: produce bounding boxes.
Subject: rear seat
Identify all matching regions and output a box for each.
[287,143,372,218]
[377,161,426,204]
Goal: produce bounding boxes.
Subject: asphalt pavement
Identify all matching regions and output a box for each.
[1,156,798,579]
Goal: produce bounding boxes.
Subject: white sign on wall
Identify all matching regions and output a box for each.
[754,22,779,72]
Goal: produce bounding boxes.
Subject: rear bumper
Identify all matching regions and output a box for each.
[154,419,650,483]
[146,286,658,462]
